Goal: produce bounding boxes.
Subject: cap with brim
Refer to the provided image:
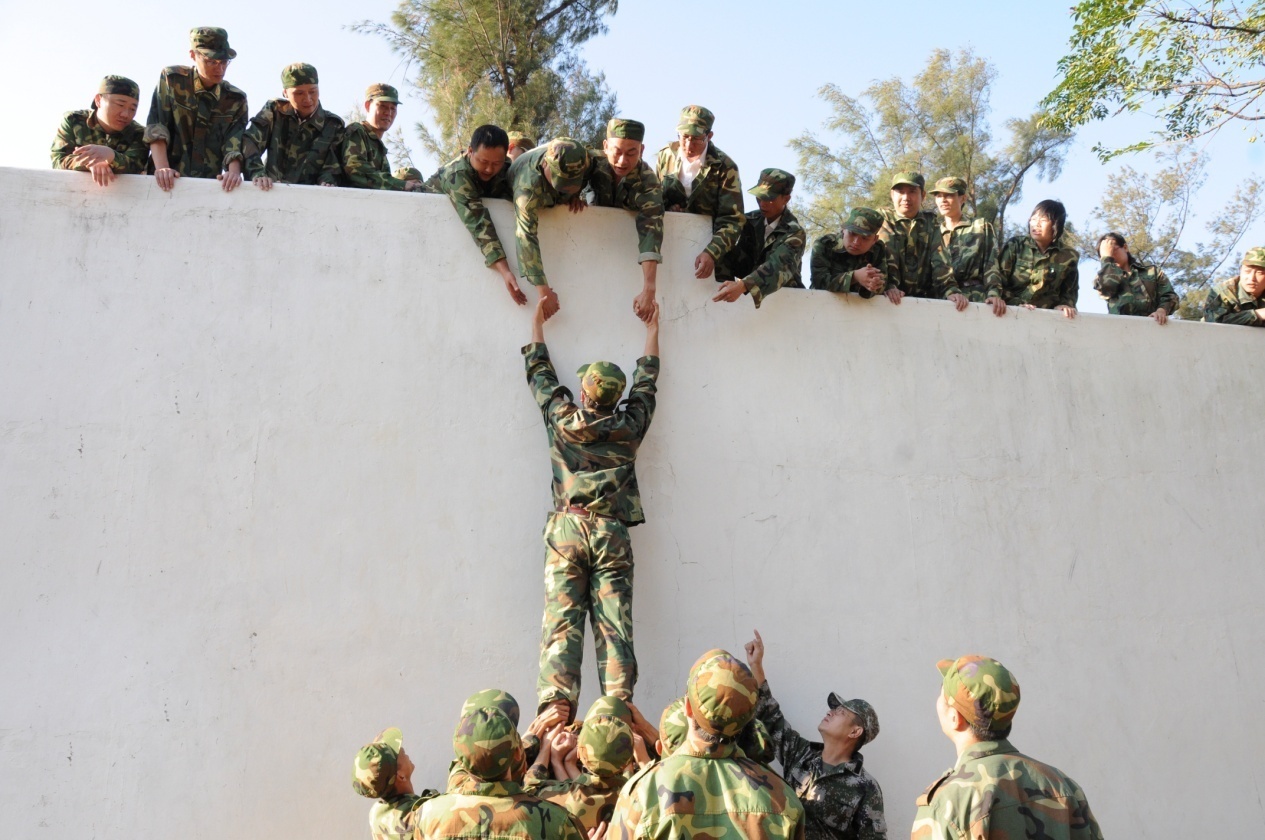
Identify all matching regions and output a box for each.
[544,138,590,191]
[686,648,758,738]
[365,83,399,104]
[576,361,626,408]
[98,75,139,100]
[827,693,879,746]
[577,714,634,777]
[890,171,925,190]
[585,695,632,726]
[749,168,795,200]
[928,176,966,196]
[658,697,688,755]
[937,655,1020,735]
[352,727,402,798]
[607,119,645,142]
[1243,247,1265,269]
[842,207,883,237]
[190,27,236,60]
[281,62,318,88]
[677,105,715,136]
[453,707,522,782]
[461,689,522,727]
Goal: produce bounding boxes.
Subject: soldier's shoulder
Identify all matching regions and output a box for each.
[707,143,739,168]
[814,231,841,248]
[782,207,805,231]
[343,120,370,138]
[320,108,346,129]
[744,208,763,223]
[221,80,249,101]
[160,65,192,78]
[656,141,679,158]
[61,109,92,124]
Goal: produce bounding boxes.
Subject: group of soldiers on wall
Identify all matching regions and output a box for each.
[52,28,1265,328]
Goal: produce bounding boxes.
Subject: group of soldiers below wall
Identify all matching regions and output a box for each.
[52,26,1265,327]
[351,644,1104,840]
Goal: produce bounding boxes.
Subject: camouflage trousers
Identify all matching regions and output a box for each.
[537,511,637,710]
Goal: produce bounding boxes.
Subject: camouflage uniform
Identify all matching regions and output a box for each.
[143,29,247,178]
[341,125,407,190]
[1203,276,1265,325]
[448,689,538,793]
[508,139,592,287]
[810,209,892,296]
[1092,257,1178,316]
[913,656,1103,840]
[998,235,1079,309]
[879,209,959,299]
[52,76,147,174]
[610,650,805,840]
[242,64,343,186]
[718,169,806,307]
[430,151,513,266]
[526,699,635,832]
[524,344,659,709]
[928,177,1001,302]
[736,718,775,766]
[418,708,586,840]
[655,106,744,276]
[582,119,664,267]
[753,683,886,840]
[352,727,440,840]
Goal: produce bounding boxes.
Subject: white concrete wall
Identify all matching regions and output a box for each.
[1,166,1262,839]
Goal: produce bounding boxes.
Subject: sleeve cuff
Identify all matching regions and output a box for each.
[638,252,663,264]
[143,125,170,144]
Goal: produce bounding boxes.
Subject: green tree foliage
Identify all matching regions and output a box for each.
[1043,1,1265,159]
[1090,147,1264,317]
[353,0,619,161]
[790,49,1074,241]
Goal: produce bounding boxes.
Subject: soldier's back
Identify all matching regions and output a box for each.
[417,788,584,840]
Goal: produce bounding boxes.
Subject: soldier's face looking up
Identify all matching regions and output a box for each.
[190,52,230,86]
[1240,264,1265,298]
[1029,212,1056,250]
[284,84,320,119]
[469,144,508,182]
[818,705,861,742]
[890,184,924,219]
[94,93,138,132]
[842,229,878,256]
[678,131,711,162]
[934,192,965,221]
[757,193,791,222]
[395,746,415,784]
[365,100,398,134]
[603,137,644,179]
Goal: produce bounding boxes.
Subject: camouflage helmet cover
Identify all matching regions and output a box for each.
[351,727,402,799]
[686,648,759,738]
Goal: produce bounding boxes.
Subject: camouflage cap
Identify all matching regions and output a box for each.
[281,62,318,88]
[585,694,632,727]
[843,207,883,237]
[1243,247,1265,269]
[938,655,1021,735]
[351,727,402,799]
[928,176,967,196]
[365,83,400,104]
[508,131,535,151]
[607,119,646,142]
[737,718,775,764]
[577,713,634,778]
[543,138,590,192]
[658,697,688,755]
[393,167,423,182]
[460,688,521,727]
[453,707,523,782]
[890,171,926,190]
[98,75,139,99]
[749,168,795,200]
[190,27,236,60]
[576,361,626,408]
[677,105,715,136]
[686,649,759,738]
[827,693,880,746]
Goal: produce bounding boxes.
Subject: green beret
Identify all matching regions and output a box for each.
[351,727,402,799]
[606,118,645,142]
[98,75,139,99]
[190,27,236,60]
[281,62,318,88]
[365,83,399,104]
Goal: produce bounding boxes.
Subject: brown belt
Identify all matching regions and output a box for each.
[558,505,616,520]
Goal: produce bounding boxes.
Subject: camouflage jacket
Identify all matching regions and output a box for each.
[429,152,513,266]
[753,683,886,840]
[369,790,439,840]
[416,779,586,840]
[809,234,893,297]
[1203,276,1265,326]
[941,217,1002,302]
[610,736,805,840]
[51,109,148,174]
[654,141,744,261]
[582,157,665,264]
[241,99,344,185]
[341,121,409,191]
[143,66,247,177]
[998,235,1080,309]
[1093,257,1178,317]
[508,146,588,286]
[523,343,658,526]
[525,770,626,833]
[911,739,1103,840]
[731,209,807,308]
[878,209,959,299]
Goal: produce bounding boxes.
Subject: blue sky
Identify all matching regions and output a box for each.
[5,1,1263,312]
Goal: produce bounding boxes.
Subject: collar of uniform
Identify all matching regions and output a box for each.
[465,778,526,797]
[815,744,865,776]
[193,72,221,100]
[678,735,738,760]
[954,737,1016,769]
[943,215,975,233]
